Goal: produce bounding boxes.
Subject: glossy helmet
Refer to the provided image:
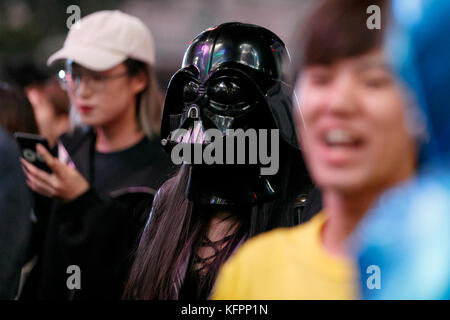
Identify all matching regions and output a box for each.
[160,22,303,205]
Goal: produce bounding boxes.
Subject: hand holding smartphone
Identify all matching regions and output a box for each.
[15,132,89,201]
[14,132,55,173]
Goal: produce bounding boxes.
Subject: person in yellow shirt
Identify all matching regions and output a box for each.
[215,214,356,299]
[213,0,420,300]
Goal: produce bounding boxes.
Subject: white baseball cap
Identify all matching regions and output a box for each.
[47,10,155,71]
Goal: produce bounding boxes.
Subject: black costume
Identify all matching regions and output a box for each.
[147,23,320,299]
[21,127,173,299]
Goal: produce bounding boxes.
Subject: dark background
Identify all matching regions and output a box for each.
[0,0,315,89]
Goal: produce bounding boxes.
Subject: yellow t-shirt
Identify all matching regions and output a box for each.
[213,212,358,299]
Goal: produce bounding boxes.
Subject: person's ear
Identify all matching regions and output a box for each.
[25,86,52,111]
[130,71,148,94]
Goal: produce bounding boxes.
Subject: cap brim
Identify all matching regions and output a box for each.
[47,44,127,71]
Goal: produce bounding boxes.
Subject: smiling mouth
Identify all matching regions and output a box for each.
[323,129,363,148]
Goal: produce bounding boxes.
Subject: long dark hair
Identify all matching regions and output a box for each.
[124,138,311,300]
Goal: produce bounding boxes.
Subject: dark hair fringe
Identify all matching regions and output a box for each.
[290,0,389,85]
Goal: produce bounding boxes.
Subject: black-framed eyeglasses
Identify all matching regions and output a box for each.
[58,61,129,93]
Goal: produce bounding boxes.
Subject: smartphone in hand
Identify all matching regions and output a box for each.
[14,132,55,173]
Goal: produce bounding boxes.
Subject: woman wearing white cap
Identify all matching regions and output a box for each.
[20,10,173,299]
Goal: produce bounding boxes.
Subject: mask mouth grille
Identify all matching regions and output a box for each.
[168,119,210,145]
[203,109,234,135]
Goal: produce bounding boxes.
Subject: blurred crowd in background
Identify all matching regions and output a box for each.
[0,0,315,88]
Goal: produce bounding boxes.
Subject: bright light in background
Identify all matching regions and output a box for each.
[58,69,66,80]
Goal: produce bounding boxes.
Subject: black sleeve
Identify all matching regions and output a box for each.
[54,188,153,299]
[0,135,32,299]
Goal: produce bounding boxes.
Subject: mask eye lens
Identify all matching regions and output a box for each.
[209,80,242,105]
[182,81,199,103]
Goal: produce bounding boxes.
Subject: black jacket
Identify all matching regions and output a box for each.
[0,127,32,299]
[21,128,173,300]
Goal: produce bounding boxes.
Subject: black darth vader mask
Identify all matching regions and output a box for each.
[161,22,300,205]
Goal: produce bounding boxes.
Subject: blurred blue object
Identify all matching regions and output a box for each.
[356,175,450,299]
[354,0,450,299]
[387,0,450,166]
